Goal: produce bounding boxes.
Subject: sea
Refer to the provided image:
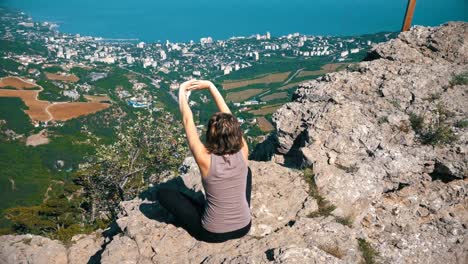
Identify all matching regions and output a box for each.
[1,0,467,42]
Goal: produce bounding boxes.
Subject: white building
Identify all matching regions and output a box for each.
[200,37,213,45]
[57,46,64,58]
[254,51,259,61]
[101,56,115,64]
[224,65,233,75]
[63,90,80,100]
[159,50,167,60]
[137,42,145,48]
[126,55,134,64]
[143,57,153,68]
[169,83,179,90]
[350,48,360,54]
[340,51,349,57]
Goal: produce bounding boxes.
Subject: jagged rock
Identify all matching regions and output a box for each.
[67,232,105,264]
[370,23,468,64]
[271,245,344,264]
[0,235,67,264]
[99,159,313,263]
[272,22,468,208]
[1,22,467,264]
[265,21,468,263]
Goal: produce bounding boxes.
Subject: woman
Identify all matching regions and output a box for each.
[156,79,252,243]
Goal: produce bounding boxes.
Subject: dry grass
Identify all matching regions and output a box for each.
[278,82,303,91]
[248,104,283,115]
[84,94,112,103]
[318,244,345,259]
[296,63,348,78]
[45,72,80,82]
[26,129,49,146]
[0,76,37,89]
[0,89,50,121]
[0,81,111,122]
[226,89,265,102]
[222,72,291,90]
[261,92,288,102]
[48,102,111,121]
[256,117,274,132]
[357,238,379,264]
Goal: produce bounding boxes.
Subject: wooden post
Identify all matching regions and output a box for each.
[402,0,417,31]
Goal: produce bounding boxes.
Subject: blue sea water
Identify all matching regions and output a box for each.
[2,0,467,42]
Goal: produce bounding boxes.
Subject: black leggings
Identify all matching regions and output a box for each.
[156,167,252,243]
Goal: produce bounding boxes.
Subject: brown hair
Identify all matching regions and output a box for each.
[205,112,244,155]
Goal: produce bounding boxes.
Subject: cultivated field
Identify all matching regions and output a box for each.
[0,89,50,121]
[261,92,289,102]
[296,63,348,78]
[278,82,303,91]
[48,102,110,121]
[256,117,274,132]
[249,103,283,115]
[0,76,37,89]
[45,72,80,82]
[222,72,291,90]
[226,89,264,102]
[0,76,111,122]
[84,94,112,103]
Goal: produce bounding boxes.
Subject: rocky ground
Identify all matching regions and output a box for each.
[1,22,467,264]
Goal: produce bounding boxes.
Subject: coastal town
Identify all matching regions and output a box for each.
[0,7,396,141]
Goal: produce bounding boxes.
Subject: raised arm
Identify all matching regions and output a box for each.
[178,80,210,176]
[207,82,231,114]
[188,80,248,161]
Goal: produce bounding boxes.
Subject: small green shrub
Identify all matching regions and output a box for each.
[423,93,441,102]
[335,163,359,173]
[436,103,455,119]
[421,124,458,145]
[450,72,468,86]
[307,204,337,218]
[409,113,424,133]
[347,64,361,73]
[0,227,12,235]
[390,100,400,109]
[397,120,411,133]
[455,119,468,128]
[335,215,353,227]
[357,238,379,264]
[51,224,97,246]
[409,105,458,146]
[21,237,32,245]
[303,168,356,225]
[303,168,349,221]
[377,116,388,125]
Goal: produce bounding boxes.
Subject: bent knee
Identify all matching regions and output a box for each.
[156,187,173,201]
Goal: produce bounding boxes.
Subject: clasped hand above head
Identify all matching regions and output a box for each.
[180,79,214,92]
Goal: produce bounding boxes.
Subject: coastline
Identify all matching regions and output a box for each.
[3,1,466,43]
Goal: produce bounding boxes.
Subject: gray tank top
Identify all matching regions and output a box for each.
[201,150,251,233]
